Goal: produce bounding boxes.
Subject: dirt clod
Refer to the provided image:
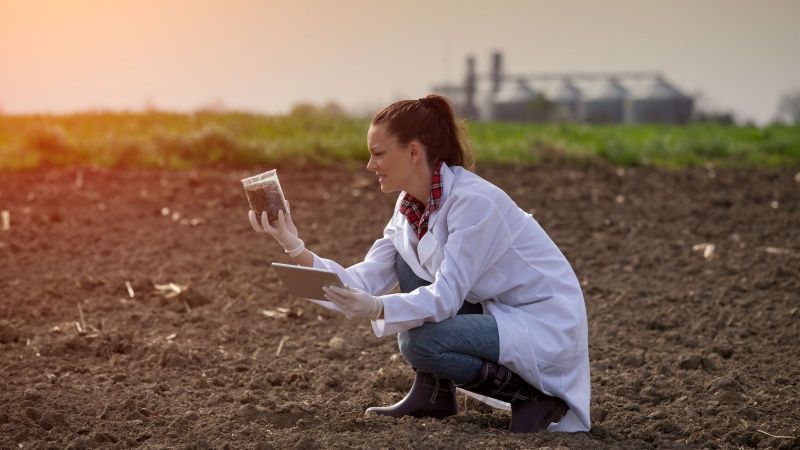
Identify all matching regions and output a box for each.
[327,335,350,359]
[238,403,264,420]
[678,356,704,370]
[38,410,65,430]
[0,321,19,344]
[23,389,43,402]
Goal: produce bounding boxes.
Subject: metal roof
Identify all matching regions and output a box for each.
[494,78,538,103]
[581,78,627,101]
[487,75,688,104]
[553,78,582,102]
[624,76,686,100]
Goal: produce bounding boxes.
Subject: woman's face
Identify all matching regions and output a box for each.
[366,123,415,194]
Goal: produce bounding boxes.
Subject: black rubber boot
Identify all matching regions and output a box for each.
[365,371,458,419]
[458,361,568,433]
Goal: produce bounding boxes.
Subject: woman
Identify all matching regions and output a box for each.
[248,95,590,433]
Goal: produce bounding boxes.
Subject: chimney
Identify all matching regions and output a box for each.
[464,55,477,117]
[491,51,503,94]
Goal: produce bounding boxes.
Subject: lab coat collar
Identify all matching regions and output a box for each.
[414,162,456,277]
[426,161,454,231]
[389,162,457,282]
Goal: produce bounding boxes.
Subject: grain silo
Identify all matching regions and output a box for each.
[627,76,694,124]
[552,78,582,121]
[583,77,627,124]
[490,78,553,122]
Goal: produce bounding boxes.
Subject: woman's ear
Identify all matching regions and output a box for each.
[409,141,424,164]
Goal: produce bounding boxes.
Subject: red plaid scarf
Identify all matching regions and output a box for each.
[399,161,443,239]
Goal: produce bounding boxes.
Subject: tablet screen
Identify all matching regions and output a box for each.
[271,262,344,300]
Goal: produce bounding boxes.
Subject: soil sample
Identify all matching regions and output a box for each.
[241,170,287,222]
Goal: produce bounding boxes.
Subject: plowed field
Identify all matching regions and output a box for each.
[1,164,798,449]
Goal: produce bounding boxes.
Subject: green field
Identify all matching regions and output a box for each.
[1,111,798,170]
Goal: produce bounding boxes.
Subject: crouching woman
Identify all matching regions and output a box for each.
[249,95,591,433]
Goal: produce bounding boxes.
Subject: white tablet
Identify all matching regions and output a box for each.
[271,262,345,301]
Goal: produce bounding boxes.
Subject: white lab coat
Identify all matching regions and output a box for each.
[311,162,590,432]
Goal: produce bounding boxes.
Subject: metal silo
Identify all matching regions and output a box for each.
[583,77,627,124]
[628,76,694,124]
[491,78,551,122]
[552,77,582,121]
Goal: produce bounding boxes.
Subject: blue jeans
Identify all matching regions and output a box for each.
[395,253,500,385]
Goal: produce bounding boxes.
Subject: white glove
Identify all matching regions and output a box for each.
[248,201,305,257]
[323,285,383,320]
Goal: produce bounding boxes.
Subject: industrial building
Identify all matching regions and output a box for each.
[433,52,694,124]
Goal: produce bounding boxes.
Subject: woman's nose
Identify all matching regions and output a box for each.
[366,157,376,171]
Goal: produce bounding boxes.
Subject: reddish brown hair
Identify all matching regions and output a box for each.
[371,94,475,170]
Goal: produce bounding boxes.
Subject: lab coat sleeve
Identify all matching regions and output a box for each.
[373,194,512,336]
[310,225,399,296]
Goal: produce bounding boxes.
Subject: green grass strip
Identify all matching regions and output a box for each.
[1,112,798,170]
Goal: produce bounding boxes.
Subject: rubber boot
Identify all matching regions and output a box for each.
[509,393,569,433]
[458,361,568,433]
[366,371,458,419]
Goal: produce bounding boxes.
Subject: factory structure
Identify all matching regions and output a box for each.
[432,52,694,124]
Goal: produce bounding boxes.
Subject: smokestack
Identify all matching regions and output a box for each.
[491,51,503,93]
[465,55,477,117]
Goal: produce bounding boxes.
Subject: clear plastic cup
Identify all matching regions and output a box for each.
[241,169,287,223]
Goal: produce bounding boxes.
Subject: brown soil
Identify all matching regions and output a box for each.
[244,182,285,223]
[1,164,798,449]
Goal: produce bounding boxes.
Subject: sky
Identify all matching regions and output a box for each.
[1,0,799,124]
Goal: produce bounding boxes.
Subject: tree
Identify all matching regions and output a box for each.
[526,94,558,122]
[318,101,346,118]
[776,90,800,124]
[289,101,316,117]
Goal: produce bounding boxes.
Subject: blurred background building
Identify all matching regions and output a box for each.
[433,51,695,124]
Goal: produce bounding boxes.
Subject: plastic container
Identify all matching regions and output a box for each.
[241,169,287,222]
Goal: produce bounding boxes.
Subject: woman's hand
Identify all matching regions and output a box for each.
[248,201,305,257]
[323,285,383,320]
